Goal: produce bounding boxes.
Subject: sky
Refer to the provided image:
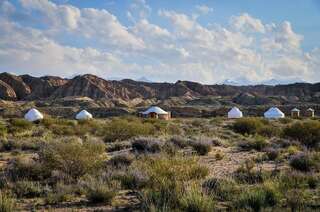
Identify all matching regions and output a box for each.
[0,0,320,84]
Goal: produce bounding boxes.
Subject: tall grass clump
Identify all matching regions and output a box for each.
[179,184,215,212]
[234,184,280,212]
[104,119,155,143]
[190,137,212,155]
[0,192,15,212]
[82,177,118,204]
[137,154,209,210]
[283,120,320,148]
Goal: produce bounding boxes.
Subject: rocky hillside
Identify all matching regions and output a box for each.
[0,72,319,105]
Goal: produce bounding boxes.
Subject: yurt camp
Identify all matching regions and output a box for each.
[141,106,171,120]
[291,108,300,118]
[264,107,285,119]
[76,110,93,120]
[228,107,243,119]
[24,108,44,122]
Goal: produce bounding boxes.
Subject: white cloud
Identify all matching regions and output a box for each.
[0,0,319,83]
[196,5,213,15]
[230,13,265,33]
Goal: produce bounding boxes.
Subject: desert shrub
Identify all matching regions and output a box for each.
[13,181,47,198]
[282,120,320,148]
[39,139,106,180]
[289,153,318,172]
[106,141,131,152]
[259,126,280,138]
[108,153,134,168]
[233,160,265,184]
[115,168,149,190]
[285,189,307,211]
[104,119,155,143]
[287,145,300,155]
[265,148,279,161]
[202,178,239,201]
[0,123,7,138]
[45,183,74,204]
[6,158,47,181]
[235,185,279,212]
[232,118,264,135]
[238,136,269,151]
[278,171,316,191]
[83,178,118,204]
[306,175,318,189]
[179,184,215,212]
[132,137,162,153]
[0,192,16,212]
[190,138,212,155]
[214,151,224,160]
[8,119,33,135]
[169,136,189,148]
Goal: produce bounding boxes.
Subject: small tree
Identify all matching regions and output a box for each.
[39,139,106,180]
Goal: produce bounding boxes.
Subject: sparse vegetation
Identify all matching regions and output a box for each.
[0,116,318,211]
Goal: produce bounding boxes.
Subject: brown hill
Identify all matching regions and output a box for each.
[0,72,319,106]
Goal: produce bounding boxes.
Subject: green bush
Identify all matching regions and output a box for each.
[232,118,264,135]
[39,139,106,180]
[283,120,320,148]
[104,119,155,142]
[0,192,15,212]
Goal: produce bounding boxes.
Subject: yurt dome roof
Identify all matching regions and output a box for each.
[264,107,285,118]
[76,110,93,120]
[291,108,300,112]
[228,107,243,118]
[24,108,44,122]
[142,106,168,115]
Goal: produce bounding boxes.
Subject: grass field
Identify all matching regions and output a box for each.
[0,116,319,211]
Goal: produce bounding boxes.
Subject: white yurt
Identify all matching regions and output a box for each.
[228,107,243,119]
[24,108,44,122]
[76,110,93,120]
[264,107,285,119]
[141,106,171,120]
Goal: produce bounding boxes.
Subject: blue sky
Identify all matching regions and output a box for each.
[1,0,320,84]
[46,0,320,50]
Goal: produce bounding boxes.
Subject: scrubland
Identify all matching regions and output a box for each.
[0,116,319,211]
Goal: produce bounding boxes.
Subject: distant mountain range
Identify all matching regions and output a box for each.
[0,72,319,106]
[222,78,307,86]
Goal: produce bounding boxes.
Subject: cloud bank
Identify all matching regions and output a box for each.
[0,0,319,83]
